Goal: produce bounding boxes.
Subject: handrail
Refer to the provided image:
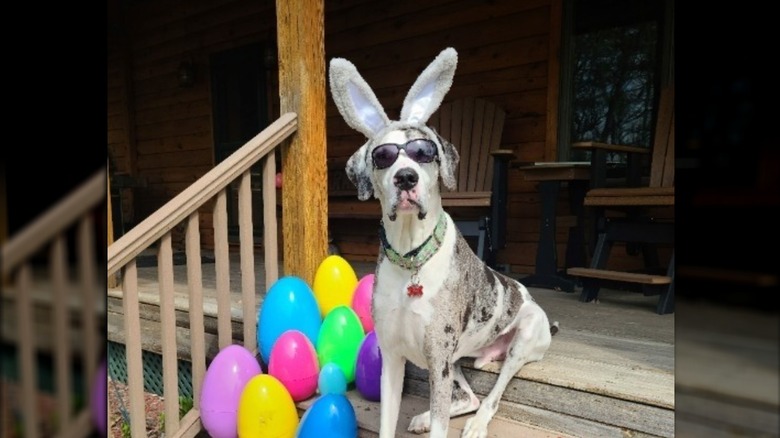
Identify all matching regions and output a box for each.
[1,168,106,276]
[107,112,297,276]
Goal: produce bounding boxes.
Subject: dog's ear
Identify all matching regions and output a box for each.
[400,48,458,125]
[345,142,374,200]
[434,130,460,191]
[329,58,390,138]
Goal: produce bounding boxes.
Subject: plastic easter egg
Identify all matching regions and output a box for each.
[269,330,320,401]
[313,255,359,318]
[316,306,365,383]
[296,393,357,438]
[258,276,322,364]
[91,359,107,435]
[237,374,299,438]
[351,274,375,333]
[200,344,263,438]
[318,362,347,395]
[355,331,383,401]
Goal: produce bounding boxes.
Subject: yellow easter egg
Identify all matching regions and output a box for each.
[237,374,299,438]
[312,255,359,318]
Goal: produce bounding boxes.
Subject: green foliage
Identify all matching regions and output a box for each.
[121,420,131,438]
[179,395,194,419]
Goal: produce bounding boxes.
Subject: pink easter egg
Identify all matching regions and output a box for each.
[269,329,320,401]
[351,274,375,333]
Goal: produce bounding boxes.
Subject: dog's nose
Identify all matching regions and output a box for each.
[394,168,419,191]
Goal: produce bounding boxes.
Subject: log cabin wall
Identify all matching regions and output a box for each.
[107,0,658,275]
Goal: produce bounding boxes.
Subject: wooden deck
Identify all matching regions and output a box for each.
[103,248,780,437]
[105,248,679,436]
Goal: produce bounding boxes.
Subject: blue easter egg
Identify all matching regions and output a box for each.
[318,362,347,395]
[258,276,322,364]
[296,393,357,438]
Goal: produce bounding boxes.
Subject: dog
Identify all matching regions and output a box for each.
[329,47,559,438]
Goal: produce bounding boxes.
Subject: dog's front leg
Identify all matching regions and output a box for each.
[379,352,406,438]
[427,358,454,438]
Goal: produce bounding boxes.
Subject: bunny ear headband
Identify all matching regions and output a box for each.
[329,47,459,200]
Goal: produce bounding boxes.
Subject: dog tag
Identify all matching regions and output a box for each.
[407,283,423,297]
[407,271,423,297]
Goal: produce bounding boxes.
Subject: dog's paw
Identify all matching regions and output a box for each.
[407,412,431,434]
[461,416,489,438]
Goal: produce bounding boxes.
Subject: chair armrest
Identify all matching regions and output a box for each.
[572,142,649,188]
[490,149,516,162]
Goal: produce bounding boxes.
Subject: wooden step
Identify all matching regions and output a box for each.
[567,267,671,285]
[296,389,575,438]
[404,329,674,437]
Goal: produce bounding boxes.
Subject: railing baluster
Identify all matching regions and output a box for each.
[158,232,180,434]
[239,171,257,350]
[17,263,39,438]
[213,189,232,348]
[263,152,279,286]
[77,215,98,400]
[52,235,71,429]
[186,212,205,411]
[122,260,146,438]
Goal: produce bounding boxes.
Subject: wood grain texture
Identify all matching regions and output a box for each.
[121,260,147,438]
[16,264,38,438]
[262,153,279,287]
[213,189,232,348]
[51,236,72,426]
[238,171,257,348]
[185,212,206,410]
[158,233,180,434]
[277,0,328,285]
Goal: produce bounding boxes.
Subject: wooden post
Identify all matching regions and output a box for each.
[107,165,118,288]
[276,0,328,285]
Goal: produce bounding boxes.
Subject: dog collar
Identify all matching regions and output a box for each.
[379,212,447,297]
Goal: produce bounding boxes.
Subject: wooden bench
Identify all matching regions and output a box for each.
[329,97,514,265]
[567,86,675,314]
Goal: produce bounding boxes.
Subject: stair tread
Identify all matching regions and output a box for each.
[297,390,576,438]
[454,330,674,409]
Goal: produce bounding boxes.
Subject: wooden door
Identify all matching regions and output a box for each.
[210,43,271,240]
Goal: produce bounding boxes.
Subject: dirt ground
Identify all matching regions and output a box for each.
[107,378,166,438]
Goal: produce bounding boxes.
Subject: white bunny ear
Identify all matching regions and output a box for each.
[400,48,458,125]
[329,58,391,138]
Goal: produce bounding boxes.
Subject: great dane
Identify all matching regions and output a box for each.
[329,47,559,438]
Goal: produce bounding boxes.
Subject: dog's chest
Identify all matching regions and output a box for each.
[372,258,447,366]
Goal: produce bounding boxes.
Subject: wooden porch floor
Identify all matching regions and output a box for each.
[107,248,680,436]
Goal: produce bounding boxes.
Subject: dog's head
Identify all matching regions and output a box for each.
[329,48,460,221]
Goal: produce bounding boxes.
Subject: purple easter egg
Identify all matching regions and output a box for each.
[91,359,107,435]
[355,331,382,401]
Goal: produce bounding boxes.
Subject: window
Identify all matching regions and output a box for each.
[558,0,673,163]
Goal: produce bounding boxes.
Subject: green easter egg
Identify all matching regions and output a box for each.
[316,305,366,383]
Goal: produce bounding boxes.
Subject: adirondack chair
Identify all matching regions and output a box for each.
[329,97,514,266]
[567,85,675,314]
[429,97,514,265]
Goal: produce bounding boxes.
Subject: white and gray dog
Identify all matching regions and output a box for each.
[329,47,559,438]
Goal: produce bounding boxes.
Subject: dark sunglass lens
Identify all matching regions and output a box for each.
[372,144,399,169]
[406,140,437,163]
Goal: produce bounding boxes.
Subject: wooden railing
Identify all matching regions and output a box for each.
[1,169,105,438]
[107,112,297,438]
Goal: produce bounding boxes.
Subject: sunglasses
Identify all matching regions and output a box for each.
[371,139,438,169]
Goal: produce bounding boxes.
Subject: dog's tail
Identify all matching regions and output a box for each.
[550,321,560,336]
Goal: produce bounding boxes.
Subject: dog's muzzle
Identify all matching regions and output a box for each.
[389,167,427,221]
